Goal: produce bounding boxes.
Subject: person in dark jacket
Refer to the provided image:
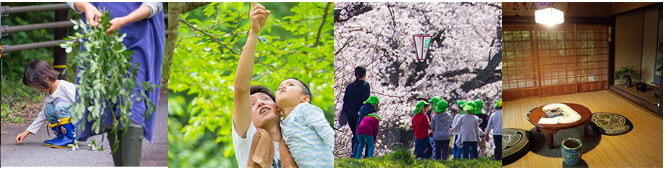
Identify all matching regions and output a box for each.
[341,66,370,157]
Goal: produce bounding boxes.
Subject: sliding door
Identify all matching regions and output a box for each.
[503,24,609,100]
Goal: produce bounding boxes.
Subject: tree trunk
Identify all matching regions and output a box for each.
[163,2,184,89]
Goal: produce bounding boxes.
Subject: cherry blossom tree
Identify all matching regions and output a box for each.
[334,2,502,158]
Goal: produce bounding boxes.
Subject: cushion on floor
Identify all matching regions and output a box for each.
[589,112,633,135]
[502,128,533,165]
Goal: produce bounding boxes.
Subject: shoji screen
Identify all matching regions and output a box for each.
[503,24,609,100]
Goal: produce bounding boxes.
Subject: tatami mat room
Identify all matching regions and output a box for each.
[502,2,663,168]
[503,90,662,168]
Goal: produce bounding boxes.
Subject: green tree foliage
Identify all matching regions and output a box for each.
[168,2,334,168]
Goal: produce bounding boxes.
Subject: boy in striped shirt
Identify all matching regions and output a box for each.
[276,78,334,168]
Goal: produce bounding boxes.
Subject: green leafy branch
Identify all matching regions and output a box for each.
[59,9,157,153]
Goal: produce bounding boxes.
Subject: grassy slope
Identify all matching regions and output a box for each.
[334,148,501,168]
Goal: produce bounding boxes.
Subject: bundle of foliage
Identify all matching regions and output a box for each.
[167,2,334,167]
[60,10,157,152]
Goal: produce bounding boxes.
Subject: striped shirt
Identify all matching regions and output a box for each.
[27,80,77,134]
[280,103,334,168]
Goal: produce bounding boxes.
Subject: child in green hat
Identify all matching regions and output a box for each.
[485,99,502,160]
[451,102,483,159]
[427,96,442,119]
[431,100,452,160]
[473,100,489,157]
[356,113,380,159]
[412,101,432,159]
[356,95,379,158]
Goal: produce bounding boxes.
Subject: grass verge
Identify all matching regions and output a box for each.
[334,148,501,168]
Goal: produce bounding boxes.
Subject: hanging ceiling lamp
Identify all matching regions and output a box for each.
[535,7,564,26]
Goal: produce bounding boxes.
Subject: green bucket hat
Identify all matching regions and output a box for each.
[435,100,448,113]
[413,101,429,114]
[363,96,380,105]
[495,99,502,108]
[429,96,442,104]
[463,101,475,112]
[457,100,467,114]
[473,100,483,114]
[368,113,380,120]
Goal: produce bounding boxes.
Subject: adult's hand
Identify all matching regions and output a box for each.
[249,2,270,34]
[15,130,30,144]
[74,2,103,27]
[106,5,151,34]
[107,16,128,34]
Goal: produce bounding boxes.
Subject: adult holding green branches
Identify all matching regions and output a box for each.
[232,2,297,168]
[67,2,164,166]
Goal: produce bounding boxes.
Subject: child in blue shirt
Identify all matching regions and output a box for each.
[277,78,334,168]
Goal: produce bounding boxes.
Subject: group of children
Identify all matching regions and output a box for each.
[350,95,502,161]
[411,97,503,160]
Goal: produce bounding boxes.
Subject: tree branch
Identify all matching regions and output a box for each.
[183,2,211,13]
[310,2,331,47]
[179,17,239,55]
[461,50,502,92]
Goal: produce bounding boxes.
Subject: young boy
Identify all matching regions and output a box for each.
[277,78,334,168]
[16,60,77,148]
[451,102,482,159]
[431,100,452,160]
[485,99,502,160]
[412,101,432,159]
[473,99,489,157]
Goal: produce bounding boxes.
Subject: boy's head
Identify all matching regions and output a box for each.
[463,101,475,114]
[429,96,441,107]
[23,60,60,93]
[435,100,448,113]
[364,95,380,111]
[495,99,502,109]
[250,85,279,129]
[276,77,312,108]
[413,101,429,114]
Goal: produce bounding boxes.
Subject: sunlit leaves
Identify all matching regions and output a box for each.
[168,2,333,167]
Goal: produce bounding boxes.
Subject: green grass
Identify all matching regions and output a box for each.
[1,75,44,105]
[334,148,501,168]
[1,104,27,123]
[1,75,43,123]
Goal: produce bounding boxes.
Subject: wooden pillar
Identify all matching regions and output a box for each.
[53,6,68,79]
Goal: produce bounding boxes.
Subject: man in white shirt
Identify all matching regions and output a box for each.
[232,2,283,168]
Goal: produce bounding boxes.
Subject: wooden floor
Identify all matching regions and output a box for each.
[503,90,663,168]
